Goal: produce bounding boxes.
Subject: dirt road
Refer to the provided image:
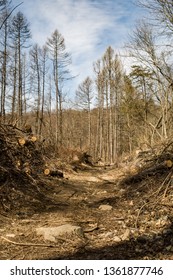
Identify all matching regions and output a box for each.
[0,166,173,260]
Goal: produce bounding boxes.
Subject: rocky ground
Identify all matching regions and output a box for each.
[1,164,173,260]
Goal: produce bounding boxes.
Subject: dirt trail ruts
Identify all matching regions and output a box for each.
[0,166,173,260]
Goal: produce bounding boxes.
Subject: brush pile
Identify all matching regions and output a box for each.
[0,124,93,216]
[0,124,51,215]
[121,141,173,186]
[119,140,173,229]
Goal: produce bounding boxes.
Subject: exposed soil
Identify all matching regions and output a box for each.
[1,164,173,260]
[1,124,173,259]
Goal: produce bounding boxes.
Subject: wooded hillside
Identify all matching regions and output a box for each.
[1,0,173,163]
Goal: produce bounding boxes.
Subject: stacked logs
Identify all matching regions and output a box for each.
[0,124,64,179]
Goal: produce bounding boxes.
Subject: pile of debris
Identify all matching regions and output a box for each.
[0,124,55,215]
[0,124,93,216]
[121,141,173,186]
[119,141,173,228]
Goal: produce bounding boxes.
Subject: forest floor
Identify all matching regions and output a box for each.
[1,163,173,260]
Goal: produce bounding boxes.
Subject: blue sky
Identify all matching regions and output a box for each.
[14,0,145,96]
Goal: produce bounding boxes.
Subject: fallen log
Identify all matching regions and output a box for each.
[122,159,173,184]
[165,159,173,168]
[18,135,37,146]
[30,135,37,143]
[18,138,26,146]
[44,169,64,178]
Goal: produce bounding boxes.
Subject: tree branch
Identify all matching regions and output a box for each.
[0,2,23,30]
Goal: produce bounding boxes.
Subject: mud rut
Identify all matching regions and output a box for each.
[1,166,173,260]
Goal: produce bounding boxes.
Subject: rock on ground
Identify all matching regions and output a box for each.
[36,224,84,242]
[99,204,113,211]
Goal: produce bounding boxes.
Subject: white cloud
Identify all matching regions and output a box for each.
[18,0,144,95]
[27,0,116,52]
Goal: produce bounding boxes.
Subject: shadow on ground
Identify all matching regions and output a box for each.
[48,222,173,260]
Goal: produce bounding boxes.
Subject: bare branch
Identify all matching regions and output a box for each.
[0,2,23,30]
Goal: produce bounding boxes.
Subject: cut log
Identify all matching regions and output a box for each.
[165,159,173,168]
[18,136,37,146]
[44,168,50,176]
[44,168,64,177]
[122,160,173,185]
[16,160,21,168]
[30,136,37,142]
[18,138,26,146]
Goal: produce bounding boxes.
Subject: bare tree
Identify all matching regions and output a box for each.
[138,0,173,33]
[0,7,9,121]
[93,47,124,163]
[75,76,93,152]
[127,18,173,143]
[46,29,71,149]
[0,1,23,31]
[30,44,41,134]
[39,45,49,137]
[9,11,31,126]
[94,59,105,161]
